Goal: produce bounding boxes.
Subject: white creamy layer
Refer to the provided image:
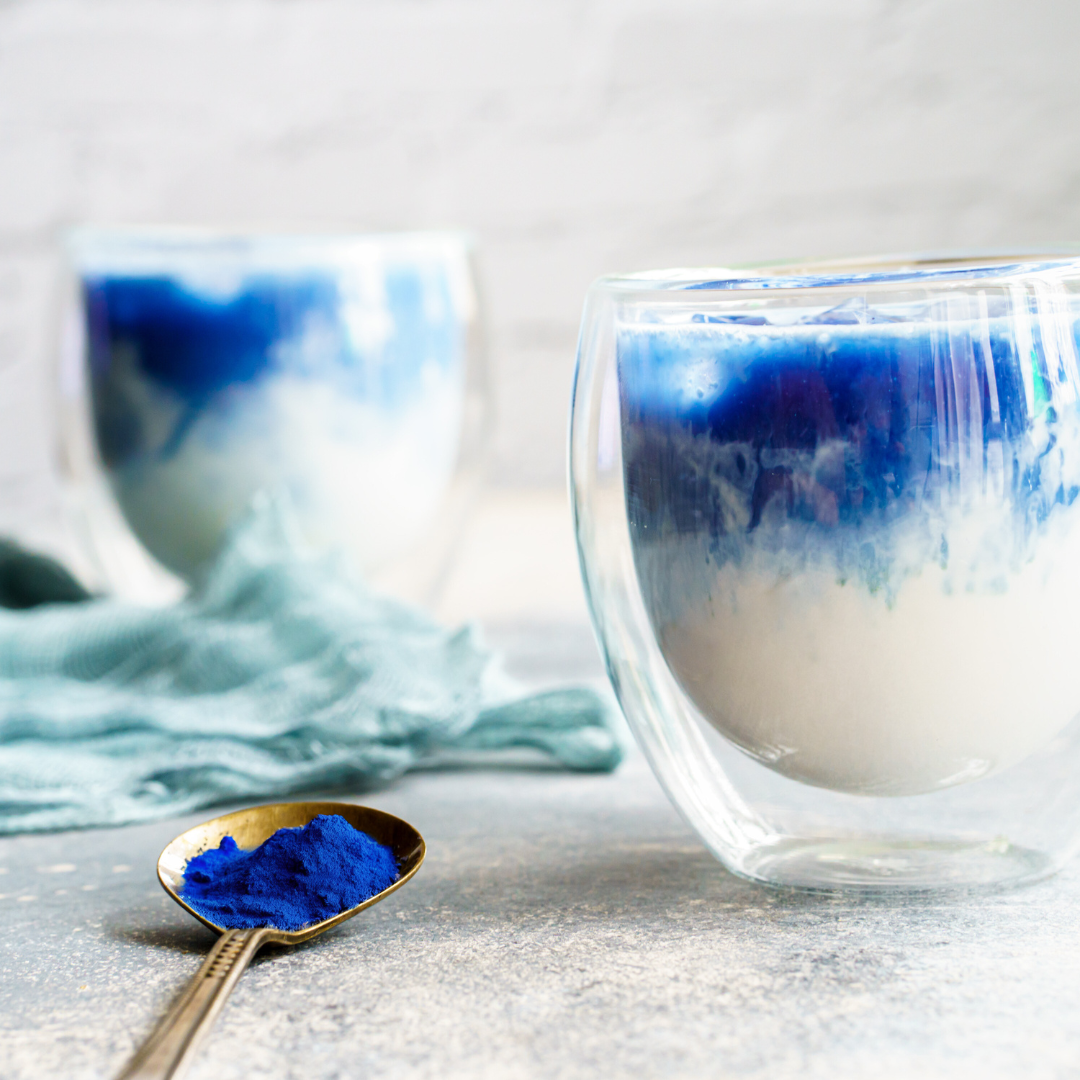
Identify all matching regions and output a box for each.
[110,364,463,580]
[654,517,1080,796]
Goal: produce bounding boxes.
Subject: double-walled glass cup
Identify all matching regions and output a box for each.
[571,253,1080,891]
[61,228,488,603]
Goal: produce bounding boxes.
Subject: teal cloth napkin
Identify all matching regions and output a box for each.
[0,502,621,834]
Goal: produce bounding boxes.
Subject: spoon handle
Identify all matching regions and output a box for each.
[117,927,273,1080]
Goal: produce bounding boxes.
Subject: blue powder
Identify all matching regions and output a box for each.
[182,814,399,931]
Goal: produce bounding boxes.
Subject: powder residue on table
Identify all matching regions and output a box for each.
[182,814,399,931]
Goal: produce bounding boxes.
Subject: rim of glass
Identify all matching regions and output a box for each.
[593,248,1080,295]
[67,224,474,273]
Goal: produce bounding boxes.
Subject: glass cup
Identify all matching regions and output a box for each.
[571,252,1080,891]
[61,228,488,603]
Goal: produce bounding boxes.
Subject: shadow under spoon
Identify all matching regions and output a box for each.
[117,800,426,1080]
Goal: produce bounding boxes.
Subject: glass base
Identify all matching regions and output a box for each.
[732,837,1056,894]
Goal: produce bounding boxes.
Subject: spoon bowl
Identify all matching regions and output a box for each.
[120,801,425,1079]
[156,800,426,942]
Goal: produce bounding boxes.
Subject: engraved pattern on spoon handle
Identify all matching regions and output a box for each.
[117,927,273,1080]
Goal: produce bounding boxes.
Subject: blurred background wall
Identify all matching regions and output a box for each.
[2,0,1080,534]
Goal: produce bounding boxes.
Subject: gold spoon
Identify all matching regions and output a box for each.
[118,800,426,1080]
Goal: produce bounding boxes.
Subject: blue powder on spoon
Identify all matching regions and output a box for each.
[182,814,399,931]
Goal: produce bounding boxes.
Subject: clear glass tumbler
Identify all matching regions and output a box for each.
[61,228,488,602]
[571,252,1080,891]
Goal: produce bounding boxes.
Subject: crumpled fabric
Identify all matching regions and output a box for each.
[0,538,91,609]
[0,500,621,834]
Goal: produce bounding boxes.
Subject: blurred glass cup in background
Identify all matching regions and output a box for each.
[59,228,488,604]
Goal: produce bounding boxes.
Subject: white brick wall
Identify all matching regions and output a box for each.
[1,0,1079,526]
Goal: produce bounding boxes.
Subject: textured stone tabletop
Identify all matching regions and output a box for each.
[4,622,1080,1079]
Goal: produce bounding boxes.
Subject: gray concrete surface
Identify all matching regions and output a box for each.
[4,625,1080,1079]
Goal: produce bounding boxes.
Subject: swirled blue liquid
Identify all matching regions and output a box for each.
[618,298,1080,795]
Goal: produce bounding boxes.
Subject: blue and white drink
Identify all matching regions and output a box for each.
[72,230,478,582]
[617,266,1080,796]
